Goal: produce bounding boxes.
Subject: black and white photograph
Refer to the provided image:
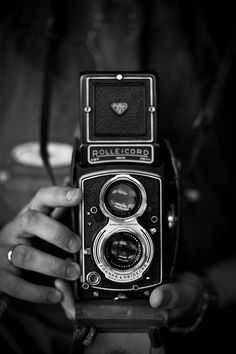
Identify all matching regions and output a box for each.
[0,1,235,353]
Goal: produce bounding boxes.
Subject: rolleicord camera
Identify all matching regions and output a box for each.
[70,73,180,308]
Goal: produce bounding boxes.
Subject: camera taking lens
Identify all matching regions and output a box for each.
[104,231,143,270]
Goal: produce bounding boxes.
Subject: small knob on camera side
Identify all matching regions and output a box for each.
[87,272,101,286]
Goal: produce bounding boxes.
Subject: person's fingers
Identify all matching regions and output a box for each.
[150,274,204,321]
[150,284,180,309]
[12,211,81,253]
[55,279,75,320]
[11,245,80,281]
[150,282,197,310]
[150,284,189,322]
[150,275,202,310]
[21,186,82,215]
[1,273,63,303]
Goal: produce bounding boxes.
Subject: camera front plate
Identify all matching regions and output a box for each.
[79,169,163,298]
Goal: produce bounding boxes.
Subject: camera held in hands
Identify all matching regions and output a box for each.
[71,72,180,309]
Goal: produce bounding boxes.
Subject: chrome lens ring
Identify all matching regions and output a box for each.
[99,174,147,220]
[93,227,154,283]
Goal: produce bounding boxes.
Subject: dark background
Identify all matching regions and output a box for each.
[0,2,236,353]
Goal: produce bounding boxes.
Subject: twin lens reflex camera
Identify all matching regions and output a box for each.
[70,73,180,303]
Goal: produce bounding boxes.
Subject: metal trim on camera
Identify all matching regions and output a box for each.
[93,227,154,283]
[80,73,157,144]
[79,169,163,294]
[88,144,154,165]
[99,174,147,221]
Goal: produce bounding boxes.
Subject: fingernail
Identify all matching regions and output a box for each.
[66,188,80,202]
[66,263,80,280]
[47,290,62,303]
[67,234,80,252]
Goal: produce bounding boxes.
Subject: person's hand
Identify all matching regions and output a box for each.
[55,272,206,323]
[0,186,81,307]
[149,272,205,325]
[57,273,206,323]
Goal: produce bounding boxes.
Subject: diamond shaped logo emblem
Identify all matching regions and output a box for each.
[111,102,128,116]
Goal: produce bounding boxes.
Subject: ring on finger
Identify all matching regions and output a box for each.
[7,244,20,265]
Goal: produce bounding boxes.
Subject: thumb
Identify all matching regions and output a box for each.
[150,273,204,321]
[149,284,180,309]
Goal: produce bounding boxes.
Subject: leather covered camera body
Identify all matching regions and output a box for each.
[70,73,179,303]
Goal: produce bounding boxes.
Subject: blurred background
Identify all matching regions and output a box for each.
[0,2,236,353]
[0,0,235,270]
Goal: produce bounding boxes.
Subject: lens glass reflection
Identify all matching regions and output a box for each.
[106,181,140,217]
[104,232,142,270]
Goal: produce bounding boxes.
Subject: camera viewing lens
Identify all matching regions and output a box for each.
[104,180,141,218]
[104,232,143,270]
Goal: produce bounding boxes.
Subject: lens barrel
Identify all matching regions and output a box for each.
[104,231,143,270]
[100,175,147,220]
